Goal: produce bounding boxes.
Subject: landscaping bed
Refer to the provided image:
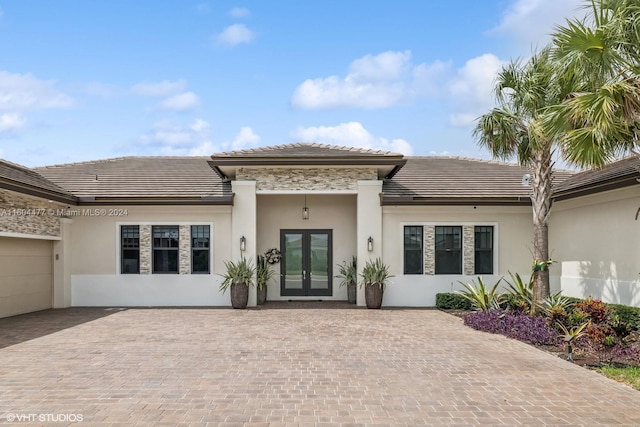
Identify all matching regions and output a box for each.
[437,285,640,390]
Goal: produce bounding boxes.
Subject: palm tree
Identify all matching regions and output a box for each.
[474,47,568,307]
[549,0,640,166]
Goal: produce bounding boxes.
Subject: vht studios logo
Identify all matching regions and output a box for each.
[3,413,84,423]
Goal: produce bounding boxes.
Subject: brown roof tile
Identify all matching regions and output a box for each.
[35,157,232,201]
[0,158,74,200]
[382,157,574,204]
[552,155,639,198]
[212,142,403,159]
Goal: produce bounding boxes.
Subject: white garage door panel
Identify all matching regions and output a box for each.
[0,237,52,318]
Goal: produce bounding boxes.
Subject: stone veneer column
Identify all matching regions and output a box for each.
[424,226,435,275]
[463,225,475,275]
[179,225,191,275]
[139,225,151,274]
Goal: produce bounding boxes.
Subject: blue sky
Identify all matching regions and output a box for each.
[0,0,584,167]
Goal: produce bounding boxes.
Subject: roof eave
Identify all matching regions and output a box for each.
[0,179,78,205]
[552,176,639,201]
[76,195,234,206]
[381,196,532,206]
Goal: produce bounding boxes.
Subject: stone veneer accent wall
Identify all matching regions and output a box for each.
[179,225,191,275]
[463,225,475,275]
[0,188,68,237]
[139,225,151,274]
[424,226,435,275]
[236,167,378,191]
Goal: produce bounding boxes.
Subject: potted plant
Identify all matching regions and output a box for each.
[219,257,256,309]
[361,257,392,309]
[256,254,275,305]
[336,256,357,304]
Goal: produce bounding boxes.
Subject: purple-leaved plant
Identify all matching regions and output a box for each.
[464,310,559,345]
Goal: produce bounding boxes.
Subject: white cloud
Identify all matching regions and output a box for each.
[131,79,186,97]
[157,91,200,111]
[0,113,27,135]
[0,71,74,111]
[215,24,254,47]
[135,120,259,156]
[447,53,505,127]
[490,0,584,49]
[291,51,449,109]
[138,119,212,154]
[229,7,250,18]
[228,126,260,150]
[291,122,413,155]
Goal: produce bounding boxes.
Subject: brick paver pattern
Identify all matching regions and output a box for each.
[1,305,639,426]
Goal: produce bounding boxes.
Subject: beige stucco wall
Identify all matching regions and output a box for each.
[68,205,232,275]
[68,204,233,306]
[381,205,533,306]
[550,185,640,306]
[238,167,377,191]
[0,188,68,238]
[256,194,357,300]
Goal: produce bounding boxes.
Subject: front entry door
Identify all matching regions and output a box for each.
[280,230,332,296]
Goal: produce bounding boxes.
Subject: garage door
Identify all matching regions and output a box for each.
[0,237,53,318]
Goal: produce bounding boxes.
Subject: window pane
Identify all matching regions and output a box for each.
[435,226,462,274]
[403,226,423,274]
[121,225,140,274]
[153,250,178,273]
[192,249,209,273]
[474,226,493,274]
[152,226,179,274]
[191,225,210,273]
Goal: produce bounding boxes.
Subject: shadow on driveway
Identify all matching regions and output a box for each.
[0,307,124,349]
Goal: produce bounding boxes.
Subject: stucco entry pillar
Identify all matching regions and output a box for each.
[53,218,72,308]
[357,180,383,307]
[231,181,257,307]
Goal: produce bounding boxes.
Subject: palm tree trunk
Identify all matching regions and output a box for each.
[530,147,553,311]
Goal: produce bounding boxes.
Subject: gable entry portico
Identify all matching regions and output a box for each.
[210,144,406,307]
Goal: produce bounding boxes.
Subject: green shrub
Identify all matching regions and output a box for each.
[436,293,472,310]
[608,304,640,331]
[457,277,503,311]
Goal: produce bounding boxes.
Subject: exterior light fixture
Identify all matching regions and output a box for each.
[367,236,374,252]
[302,195,309,220]
[240,236,246,252]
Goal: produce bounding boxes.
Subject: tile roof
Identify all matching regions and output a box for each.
[35,157,232,201]
[0,158,74,199]
[382,157,574,204]
[552,155,639,198]
[212,142,404,158]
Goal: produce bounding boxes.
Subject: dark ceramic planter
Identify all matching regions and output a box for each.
[230,282,249,309]
[365,283,384,309]
[347,283,357,304]
[257,285,267,305]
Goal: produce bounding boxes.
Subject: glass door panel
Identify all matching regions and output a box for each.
[280,230,332,296]
[283,233,303,292]
[309,233,329,290]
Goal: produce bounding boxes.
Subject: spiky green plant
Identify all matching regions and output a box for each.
[457,277,503,312]
[336,256,357,287]
[256,255,275,290]
[557,321,590,361]
[219,257,256,292]
[504,271,534,313]
[360,258,392,287]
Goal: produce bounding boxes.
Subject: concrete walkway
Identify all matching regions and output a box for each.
[0,306,639,426]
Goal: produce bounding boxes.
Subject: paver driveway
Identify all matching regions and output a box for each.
[1,305,639,426]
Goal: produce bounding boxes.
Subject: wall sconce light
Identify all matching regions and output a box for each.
[302,195,310,220]
[367,236,374,252]
[240,236,246,252]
